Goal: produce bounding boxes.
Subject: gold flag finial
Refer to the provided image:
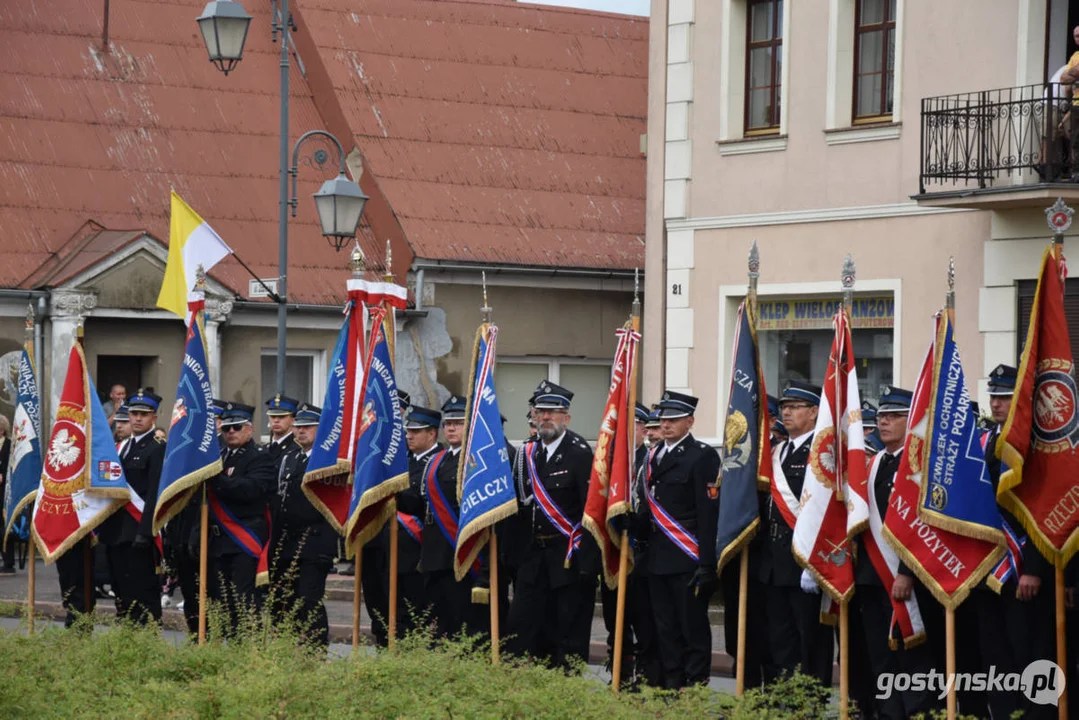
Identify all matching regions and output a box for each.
[384,239,393,282]
[481,271,492,322]
[195,264,207,290]
[350,242,365,279]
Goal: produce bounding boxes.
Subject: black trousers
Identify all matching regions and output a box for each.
[648,571,713,689]
[506,558,594,667]
[854,584,940,720]
[207,552,259,635]
[723,571,769,691]
[630,573,662,687]
[105,542,161,625]
[764,584,834,687]
[1,531,15,569]
[395,571,426,639]
[271,550,332,650]
[600,575,633,670]
[424,569,476,639]
[56,538,95,627]
[175,549,200,635]
[361,543,389,647]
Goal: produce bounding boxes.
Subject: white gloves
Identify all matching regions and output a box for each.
[800,568,821,594]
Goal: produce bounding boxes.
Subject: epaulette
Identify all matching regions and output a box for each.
[697,440,710,450]
[154,436,166,445]
[573,437,590,450]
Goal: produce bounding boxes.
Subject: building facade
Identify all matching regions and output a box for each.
[645,0,1079,438]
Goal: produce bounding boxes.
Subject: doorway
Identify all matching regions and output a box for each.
[95,355,158,403]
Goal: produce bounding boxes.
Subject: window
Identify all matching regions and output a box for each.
[1017,279,1079,365]
[745,0,783,134]
[258,350,324,439]
[853,0,896,123]
[495,358,611,442]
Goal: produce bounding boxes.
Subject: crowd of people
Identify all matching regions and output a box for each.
[1,364,1077,720]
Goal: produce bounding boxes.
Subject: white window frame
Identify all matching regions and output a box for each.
[257,348,326,442]
[496,356,611,443]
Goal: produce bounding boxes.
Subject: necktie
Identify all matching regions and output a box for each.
[782,441,794,463]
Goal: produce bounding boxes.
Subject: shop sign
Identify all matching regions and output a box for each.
[757,296,894,331]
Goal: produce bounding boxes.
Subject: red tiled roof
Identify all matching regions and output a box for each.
[299,0,648,270]
[0,0,387,305]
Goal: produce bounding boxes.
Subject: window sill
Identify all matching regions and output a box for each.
[715,134,788,156]
[824,122,901,146]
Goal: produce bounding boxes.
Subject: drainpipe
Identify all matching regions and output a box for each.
[414,268,425,312]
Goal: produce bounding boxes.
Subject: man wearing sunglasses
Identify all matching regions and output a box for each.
[205,402,276,634]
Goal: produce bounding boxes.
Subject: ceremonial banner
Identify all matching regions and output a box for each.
[32,342,131,563]
[883,325,1005,609]
[792,307,869,602]
[157,192,232,318]
[583,326,640,589]
[303,280,369,532]
[344,309,409,553]
[4,347,42,544]
[152,294,223,534]
[716,299,771,572]
[998,246,1079,567]
[454,323,517,581]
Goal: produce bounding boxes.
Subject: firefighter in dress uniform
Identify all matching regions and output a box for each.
[393,403,443,639]
[264,394,300,464]
[269,402,337,649]
[753,381,835,687]
[507,381,597,669]
[852,386,940,719]
[974,364,1057,720]
[203,402,276,634]
[98,389,165,625]
[632,390,720,689]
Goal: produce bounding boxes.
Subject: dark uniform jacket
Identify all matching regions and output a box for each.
[855,449,902,586]
[98,431,165,545]
[418,446,461,574]
[271,447,336,562]
[754,434,812,587]
[266,433,301,466]
[395,443,443,574]
[636,433,720,576]
[203,439,276,556]
[985,425,1050,582]
[630,443,652,577]
[515,429,596,585]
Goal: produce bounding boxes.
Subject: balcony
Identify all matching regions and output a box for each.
[916,83,1079,209]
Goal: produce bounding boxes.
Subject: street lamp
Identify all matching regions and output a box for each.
[196,0,370,394]
[196,0,252,76]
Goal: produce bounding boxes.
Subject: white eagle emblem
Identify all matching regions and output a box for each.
[47,429,81,470]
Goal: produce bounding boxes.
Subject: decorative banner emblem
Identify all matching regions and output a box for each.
[1032,362,1079,449]
[97,460,123,482]
[43,409,86,497]
[1046,197,1074,234]
[809,426,838,490]
[170,397,188,428]
[929,483,948,511]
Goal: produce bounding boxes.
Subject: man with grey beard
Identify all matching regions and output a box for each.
[506,381,597,669]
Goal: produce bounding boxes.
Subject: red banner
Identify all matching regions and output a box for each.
[998,247,1079,568]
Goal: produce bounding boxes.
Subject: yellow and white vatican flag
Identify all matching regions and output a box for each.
[156,191,232,318]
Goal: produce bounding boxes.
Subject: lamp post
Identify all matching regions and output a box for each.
[196,0,368,394]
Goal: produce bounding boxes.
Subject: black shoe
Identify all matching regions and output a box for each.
[338,564,355,577]
[0,566,15,575]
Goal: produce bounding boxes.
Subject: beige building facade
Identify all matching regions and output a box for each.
[645,0,1079,439]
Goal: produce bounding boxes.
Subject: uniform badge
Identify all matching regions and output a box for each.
[227,467,235,476]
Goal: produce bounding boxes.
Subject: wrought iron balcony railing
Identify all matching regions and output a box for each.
[919,83,1074,194]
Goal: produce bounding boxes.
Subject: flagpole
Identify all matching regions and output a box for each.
[73,318,94,621]
[734,242,760,696]
[476,273,503,665]
[839,254,855,720]
[611,269,641,693]
[349,244,365,653]
[195,266,210,646]
[1050,204,1069,720]
[24,305,36,635]
[944,258,958,720]
[384,241,400,651]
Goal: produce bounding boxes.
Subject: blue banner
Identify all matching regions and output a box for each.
[345,313,408,549]
[4,348,42,540]
[153,316,221,533]
[716,300,766,571]
[454,324,517,580]
[921,314,1004,541]
[307,313,351,483]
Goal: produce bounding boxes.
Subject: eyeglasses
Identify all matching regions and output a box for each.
[222,425,245,433]
[781,403,814,410]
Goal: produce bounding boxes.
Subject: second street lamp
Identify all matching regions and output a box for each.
[196,0,368,395]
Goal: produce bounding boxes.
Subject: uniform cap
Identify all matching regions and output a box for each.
[397,389,411,411]
[860,400,878,428]
[655,390,698,419]
[645,404,661,428]
[113,404,130,422]
[294,402,322,427]
[406,405,442,430]
[221,401,255,427]
[779,381,822,407]
[987,364,1017,396]
[634,402,650,423]
[127,388,162,412]
[265,394,299,416]
[441,395,467,421]
[767,394,780,419]
[210,398,227,418]
[877,386,913,414]
[532,381,573,410]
